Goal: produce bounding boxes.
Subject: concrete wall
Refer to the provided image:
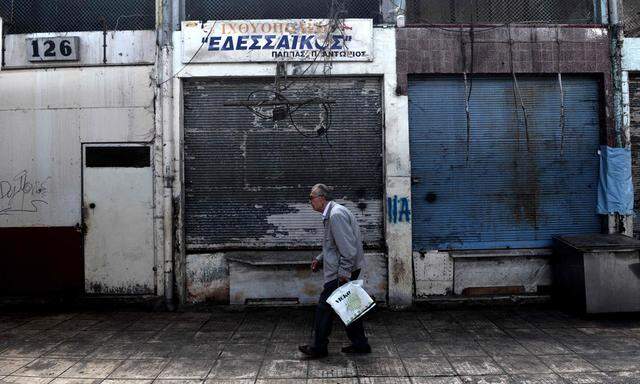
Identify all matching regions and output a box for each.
[0,30,158,296]
[175,27,414,307]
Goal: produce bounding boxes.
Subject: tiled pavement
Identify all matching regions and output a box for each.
[1,307,640,384]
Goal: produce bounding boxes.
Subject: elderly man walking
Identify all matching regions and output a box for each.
[299,184,371,358]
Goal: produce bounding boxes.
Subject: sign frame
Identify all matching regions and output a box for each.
[182,19,374,64]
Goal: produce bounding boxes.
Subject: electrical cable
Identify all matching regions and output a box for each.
[556,25,566,157]
[507,24,530,152]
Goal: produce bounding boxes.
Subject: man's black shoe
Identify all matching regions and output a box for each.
[298,345,328,358]
[341,345,372,354]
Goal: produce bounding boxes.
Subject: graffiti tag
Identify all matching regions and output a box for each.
[0,170,50,215]
[387,195,411,223]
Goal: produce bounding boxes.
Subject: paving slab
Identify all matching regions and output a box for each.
[86,344,139,359]
[358,378,412,384]
[219,344,267,360]
[581,353,640,372]
[402,356,456,377]
[108,359,168,380]
[307,357,356,378]
[307,378,358,384]
[492,355,553,375]
[45,343,101,359]
[1,376,55,384]
[13,358,78,378]
[49,379,103,384]
[0,358,36,376]
[173,344,222,360]
[477,338,531,356]
[1,343,61,359]
[265,344,304,359]
[130,344,177,359]
[258,359,307,379]
[156,359,214,380]
[355,358,407,377]
[60,359,123,379]
[515,338,572,355]
[458,375,509,384]
[537,354,599,374]
[509,373,566,384]
[410,377,463,384]
[558,371,611,383]
[433,339,486,358]
[395,342,442,358]
[207,360,261,380]
[255,379,305,384]
[448,357,504,376]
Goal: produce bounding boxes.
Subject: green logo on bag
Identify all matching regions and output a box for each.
[346,292,362,312]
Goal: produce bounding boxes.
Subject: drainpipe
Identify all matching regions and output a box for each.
[158,0,175,310]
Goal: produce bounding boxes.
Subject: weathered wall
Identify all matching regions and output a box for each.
[0,66,155,227]
[175,27,413,306]
[0,31,156,295]
[2,31,155,68]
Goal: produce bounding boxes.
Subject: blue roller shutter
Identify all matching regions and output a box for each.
[409,75,601,250]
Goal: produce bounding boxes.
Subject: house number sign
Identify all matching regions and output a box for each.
[27,37,80,62]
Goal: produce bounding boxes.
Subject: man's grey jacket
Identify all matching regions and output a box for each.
[316,201,365,283]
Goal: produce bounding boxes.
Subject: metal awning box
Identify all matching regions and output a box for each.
[553,234,640,313]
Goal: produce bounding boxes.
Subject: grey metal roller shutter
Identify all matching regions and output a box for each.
[183,77,383,251]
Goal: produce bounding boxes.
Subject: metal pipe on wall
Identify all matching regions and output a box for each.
[157,0,175,310]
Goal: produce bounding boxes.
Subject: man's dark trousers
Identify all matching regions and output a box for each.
[312,269,369,353]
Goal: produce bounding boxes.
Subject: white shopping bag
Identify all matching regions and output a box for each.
[327,280,376,326]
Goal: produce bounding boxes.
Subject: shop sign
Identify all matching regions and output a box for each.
[181,19,373,63]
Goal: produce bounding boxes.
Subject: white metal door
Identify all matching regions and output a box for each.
[82,144,155,294]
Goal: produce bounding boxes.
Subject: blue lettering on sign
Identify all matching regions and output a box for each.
[387,195,411,223]
[331,36,343,50]
[236,35,249,50]
[264,35,276,49]
[249,35,262,50]
[221,36,234,50]
[205,34,356,52]
[299,35,313,49]
[208,36,221,51]
[276,35,290,50]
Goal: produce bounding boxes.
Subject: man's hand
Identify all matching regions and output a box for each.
[338,275,349,285]
[311,259,320,272]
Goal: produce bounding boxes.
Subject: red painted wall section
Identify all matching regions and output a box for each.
[0,227,83,296]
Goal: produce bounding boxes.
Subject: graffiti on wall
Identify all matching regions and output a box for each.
[387,195,411,223]
[0,170,50,215]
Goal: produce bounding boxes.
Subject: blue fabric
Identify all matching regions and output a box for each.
[597,146,634,215]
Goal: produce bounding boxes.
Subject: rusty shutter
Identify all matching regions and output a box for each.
[183,77,383,251]
[409,75,602,250]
